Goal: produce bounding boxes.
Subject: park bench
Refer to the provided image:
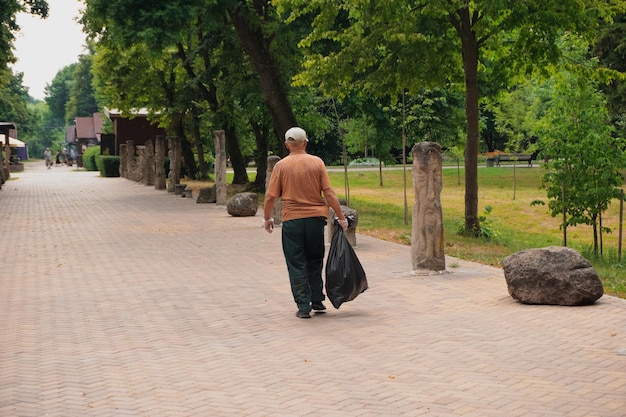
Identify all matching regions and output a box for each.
[495,153,535,167]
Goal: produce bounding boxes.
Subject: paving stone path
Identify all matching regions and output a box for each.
[1,162,625,416]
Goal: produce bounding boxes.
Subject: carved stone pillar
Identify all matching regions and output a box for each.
[143,139,155,186]
[328,206,359,247]
[265,155,282,225]
[213,130,227,205]
[411,141,446,272]
[119,144,127,178]
[167,137,181,193]
[0,143,7,188]
[135,146,145,183]
[125,140,134,180]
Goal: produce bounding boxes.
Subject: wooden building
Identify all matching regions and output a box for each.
[104,108,166,156]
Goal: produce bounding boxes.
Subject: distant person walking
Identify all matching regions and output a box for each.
[263,127,348,319]
[44,147,52,170]
[55,149,61,166]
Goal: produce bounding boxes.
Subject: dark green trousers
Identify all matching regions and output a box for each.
[281,217,326,312]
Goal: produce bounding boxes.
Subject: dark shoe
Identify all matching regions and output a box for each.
[311,301,326,311]
[296,310,311,319]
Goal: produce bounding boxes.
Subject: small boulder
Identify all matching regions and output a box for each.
[196,186,217,204]
[503,246,603,306]
[227,192,258,217]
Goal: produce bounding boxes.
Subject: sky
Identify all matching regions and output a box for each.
[11,0,87,101]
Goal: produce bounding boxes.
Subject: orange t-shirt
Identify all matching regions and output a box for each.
[266,152,333,222]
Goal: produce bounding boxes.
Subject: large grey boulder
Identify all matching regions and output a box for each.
[196,186,217,204]
[503,246,603,306]
[227,192,258,217]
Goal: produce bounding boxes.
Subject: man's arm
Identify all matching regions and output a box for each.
[263,194,277,233]
[323,188,348,231]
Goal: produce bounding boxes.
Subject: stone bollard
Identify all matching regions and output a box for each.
[184,187,193,199]
[265,155,282,225]
[174,183,187,195]
[196,186,217,203]
[329,206,359,247]
[214,130,227,205]
[411,141,445,272]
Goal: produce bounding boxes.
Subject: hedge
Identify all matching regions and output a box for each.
[95,155,120,177]
[82,146,101,171]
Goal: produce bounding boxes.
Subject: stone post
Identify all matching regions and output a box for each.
[214,130,227,206]
[411,141,446,272]
[167,137,181,193]
[154,135,166,190]
[0,143,7,188]
[3,143,9,180]
[135,146,145,183]
[266,155,282,225]
[143,139,155,186]
[125,140,134,180]
[119,144,127,178]
[328,206,359,247]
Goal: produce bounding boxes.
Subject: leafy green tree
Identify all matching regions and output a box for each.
[0,0,48,71]
[82,0,321,185]
[83,0,261,183]
[172,8,255,184]
[397,88,465,151]
[22,100,51,157]
[65,52,99,121]
[0,68,29,123]
[0,68,61,157]
[85,1,212,180]
[489,75,555,162]
[537,70,626,256]
[44,64,76,127]
[228,0,300,139]
[276,0,622,235]
[594,13,626,134]
[91,39,204,178]
[342,116,375,157]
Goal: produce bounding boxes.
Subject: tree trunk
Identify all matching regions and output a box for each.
[229,6,298,149]
[175,41,248,183]
[456,8,480,235]
[224,123,249,184]
[250,119,270,188]
[190,108,208,180]
[173,116,197,180]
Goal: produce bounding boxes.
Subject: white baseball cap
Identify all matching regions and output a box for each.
[284,127,309,142]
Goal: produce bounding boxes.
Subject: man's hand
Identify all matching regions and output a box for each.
[263,218,274,233]
[338,218,348,232]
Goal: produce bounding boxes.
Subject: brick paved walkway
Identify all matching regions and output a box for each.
[1,162,625,417]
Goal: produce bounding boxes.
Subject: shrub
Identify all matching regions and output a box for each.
[348,157,384,167]
[95,155,120,177]
[82,146,101,171]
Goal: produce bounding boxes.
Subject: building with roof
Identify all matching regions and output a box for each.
[65,113,104,166]
[0,122,19,182]
[104,108,166,156]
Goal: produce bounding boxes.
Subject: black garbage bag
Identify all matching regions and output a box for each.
[325,218,368,309]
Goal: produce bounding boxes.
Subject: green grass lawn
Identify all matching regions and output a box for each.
[326,165,626,299]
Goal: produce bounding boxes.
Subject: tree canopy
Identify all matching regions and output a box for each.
[0,0,48,72]
[276,0,624,234]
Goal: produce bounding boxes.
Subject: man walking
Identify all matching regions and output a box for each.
[263,127,348,319]
[44,147,52,169]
